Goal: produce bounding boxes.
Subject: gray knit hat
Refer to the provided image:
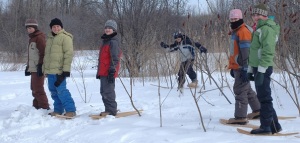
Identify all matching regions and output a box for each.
[252,3,268,16]
[105,20,117,31]
[25,19,38,27]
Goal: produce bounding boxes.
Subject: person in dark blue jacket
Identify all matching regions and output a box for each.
[160,31,207,89]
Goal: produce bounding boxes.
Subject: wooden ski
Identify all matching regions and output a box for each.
[89,110,143,120]
[237,128,299,136]
[249,116,297,120]
[219,118,258,129]
[55,115,76,119]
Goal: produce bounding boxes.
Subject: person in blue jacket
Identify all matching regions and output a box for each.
[160,31,207,89]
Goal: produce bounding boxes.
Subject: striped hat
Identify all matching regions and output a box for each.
[25,19,38,27]
[252,3,268,16]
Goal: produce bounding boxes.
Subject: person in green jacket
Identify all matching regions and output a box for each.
[247,3,281,135]
[43,18,76,117]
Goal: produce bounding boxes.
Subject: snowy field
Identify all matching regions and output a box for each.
[0,60,300,143]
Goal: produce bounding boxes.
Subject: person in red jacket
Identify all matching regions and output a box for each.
[24,19,50,110]
[96,19,122,116]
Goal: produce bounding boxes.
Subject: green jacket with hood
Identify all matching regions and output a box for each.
[248,19,280,73]
[43,29,73,75]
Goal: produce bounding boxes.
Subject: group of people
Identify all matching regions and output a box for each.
[160,3,281,135]
[25,2,281,135]
[25,18,121,117]
[228,3,281,135]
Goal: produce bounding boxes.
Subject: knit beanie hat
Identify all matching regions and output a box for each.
[49,18,63,28]
[252,3,268,16]
[229,9,243,19]
[105,20,117,31]
[25,19,38,29]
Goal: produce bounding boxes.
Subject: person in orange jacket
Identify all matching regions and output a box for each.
[227,9,260,124]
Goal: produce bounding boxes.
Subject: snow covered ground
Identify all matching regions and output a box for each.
[0,67,299,143]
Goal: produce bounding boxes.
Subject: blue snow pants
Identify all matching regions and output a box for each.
[47,74,76,114]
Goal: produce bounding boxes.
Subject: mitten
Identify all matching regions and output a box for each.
[54,72,69,87]
[108,68,116,83]
[36,64,43,77]
[247,73,255,81]
[254,72,264,86]
[25,66,31,76]
[240,69,249,82]
[96,75,100,79]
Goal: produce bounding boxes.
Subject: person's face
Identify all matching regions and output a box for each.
[251,13,267,23]
[104,26,114,35]
[175,37,182,42]
[51,25,62,34]
[26,27,35,34]
[230,18,239,22]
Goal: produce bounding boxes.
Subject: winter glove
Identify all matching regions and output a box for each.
[36,64,43,77]
[54,72,70,87]
[108,68,116,83]
[96,75,100,79]
[254,72,264,86]
[200,46,207,53]
[240,69,249,83]
[247,73,254,81]
[160,42,168,48]
[230,69,234,78]
[25,66,31,76]
[195,42,207,53]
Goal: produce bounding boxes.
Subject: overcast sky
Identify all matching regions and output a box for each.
[187,0,209,13]
[1,0,209,13]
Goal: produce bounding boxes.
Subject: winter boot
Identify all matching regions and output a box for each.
[271,123,282,134]
[99,112,110,116]
[33,106,40,110]
[247,111,260,119]
[187,80,198,88]
[48,112,61,116]
[64,112,76,117]
[100,111,116,116]
[227,117,248,125]
[42,107,51,110]
[250,126,272,135]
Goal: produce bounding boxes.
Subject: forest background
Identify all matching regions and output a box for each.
[0,0,299,75]
[0,0,299,110]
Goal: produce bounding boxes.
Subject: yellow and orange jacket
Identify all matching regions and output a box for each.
[228,23,252,70]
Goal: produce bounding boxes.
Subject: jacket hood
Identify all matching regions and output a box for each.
[257,19,280,34]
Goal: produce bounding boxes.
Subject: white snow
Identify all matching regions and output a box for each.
[0,63,299,143]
